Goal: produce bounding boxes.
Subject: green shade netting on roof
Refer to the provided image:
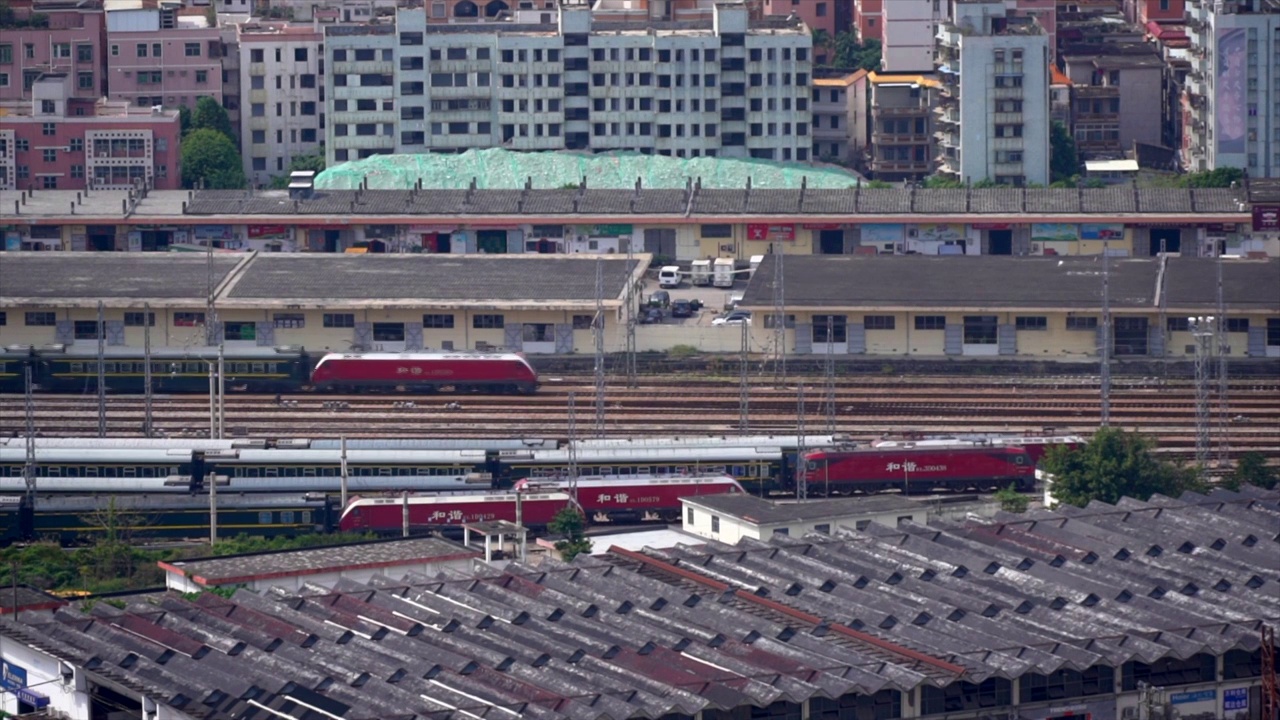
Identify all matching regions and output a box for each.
[313,148,863,190]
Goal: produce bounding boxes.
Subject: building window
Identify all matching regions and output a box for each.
[1015,316,1047,331]
[324,313,356,328]
[41,176,57,189]
[124,312,156,326]
[0,44,12,64]
[1225,318,1249,333]
[1066,316,1098,331]
[78,72,94,89]
[42,122,55,135]
[864,315,895,330]
[220,321,255,340]
[472,314,504,329]
[711,516,720,533]
[962,316,998,345]
[71,164,84,178]
[195,70,207,83]
[687,507,694,525]
[294,47,308,61]
[25,312,57,326]
[422,314,455,329]
[700,224,733,238]
[273,313,305,329]
[813,315,847,343]
[372,323,404,342]
[73,320,101,339]
[184,42,201,57]
[136,43,148,58]
[42,148,57,162]
[914,315,946,331]
[174,312,206,327]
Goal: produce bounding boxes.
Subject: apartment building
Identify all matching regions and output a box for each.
[867,72,937,180]
[238,21,324,185]
[0,72,180,191]
[1183,0,1280,177]
[761,0,852,38]
[105,0,222,110]
[933,0,1050,185]
[0,0,105,102]
[324,1,813,167]
[1123,0,1186,26]
[810,68,866,164]
[852,0,882,40]
[881,0,942,72]
[1062,43,1164,159]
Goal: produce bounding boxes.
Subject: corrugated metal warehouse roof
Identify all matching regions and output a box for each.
[2,486,1275,719]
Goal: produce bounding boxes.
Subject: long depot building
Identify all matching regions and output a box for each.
[0,252,1277,361]
[0,486,1275,719]
[4,184,1278,258]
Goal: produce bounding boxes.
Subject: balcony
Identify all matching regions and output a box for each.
[869,158,931,174]
[875,105,929,116]
[340,86,394,100]
[331,60,394,75]
[333,134,395,150]
[331,110,396,124]
[871,132,931,146]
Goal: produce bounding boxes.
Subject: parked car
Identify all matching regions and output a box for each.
[712,310,752,326]
[671,299,694,318]
[641,308,664,324]
[648,290,670,308]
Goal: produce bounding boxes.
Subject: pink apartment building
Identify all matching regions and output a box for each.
[852,0,881,40]
[762,0,854,43]
[0,72,180,191]
[1124,0,1186,25]
[105,0,221,110]
[0,0,106,102]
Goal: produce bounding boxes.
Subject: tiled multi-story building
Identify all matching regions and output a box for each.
[761,0,851,39]
[324,1,813,167]
[933,0,1050,185]
[237,21,325,185]
[1122,0,1186,26]
[0,0,106,102]
[0,72,180,191]
[867,71,937,180]
[1061,43,1164,160]
[1183,0,1280,176]
[852,0,882,40]
[104,0,222,110]
[881,0,942,72]
[810,68,866,164]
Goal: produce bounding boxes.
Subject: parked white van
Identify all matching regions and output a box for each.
[658,266,682,288]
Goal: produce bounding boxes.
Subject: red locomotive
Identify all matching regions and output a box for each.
[338,491,575,533]
[311,352,538,394]
[514,474,745,523]
[872,432,1083,464]
[802,446,1035,494]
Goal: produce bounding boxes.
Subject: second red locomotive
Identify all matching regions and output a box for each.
[802,446,1035,494]
[311,352,539,394]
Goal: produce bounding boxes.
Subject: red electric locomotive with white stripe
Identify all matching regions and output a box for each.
[802,446,1035,494]
[338,491,576,533]
[311,352,539,394]
[872,432,1084,464]
[514,474,745,523]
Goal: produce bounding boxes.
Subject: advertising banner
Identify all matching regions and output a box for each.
[1080,224,1124,240]
[1253,206,1280,232]
[746,224,795,241]
[1215,27,1246,155]
[1032,223,1078,242]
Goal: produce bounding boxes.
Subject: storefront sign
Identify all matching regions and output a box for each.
[746,224,795,241]
[1223,688,1248,711]
[1032,223,1078,242]
[248,225,291,239]
[1080,223,1124,240]
[972,223,1011,230]
[593,224,633,236]
[1253,205,1280,232]
[2,660,27,691]
[1169,690,1216,705]
[801,223,842,230]
[1204,223,1237,233]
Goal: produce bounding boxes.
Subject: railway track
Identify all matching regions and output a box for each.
[3,373,1278,465]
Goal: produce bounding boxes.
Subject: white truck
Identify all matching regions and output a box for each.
[658,265,682,288]
[690,259,712,286]
[712,258,736,288]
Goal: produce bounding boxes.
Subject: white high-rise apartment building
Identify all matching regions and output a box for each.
[238,21,326,186]
[324,1,813,167]
[1183,0,1280,177]
[933,0,1050,185]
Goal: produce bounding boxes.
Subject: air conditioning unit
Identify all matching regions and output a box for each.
[1122,708,1139,720]
[98,151,108,157]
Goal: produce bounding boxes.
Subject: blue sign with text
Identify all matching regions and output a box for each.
[1,660,26,691]
[1224,688,1249,711]
[1170,690,1216,705]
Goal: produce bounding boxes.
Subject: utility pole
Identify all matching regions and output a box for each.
[593,257,606,437]
[1215,253,1230,467]
[566,391,579,504]
[823,316,836,434]
[23,364,36,500]
[401,490,409,537]
[771,249,787,388]
[1190,315,1214,478]
[208,459,218,546]
[624,241,637,389]
[1156,254,1169,382]
[738,319,750,434]
[97,300,106,437]
[216,344,225,440]
[206,239,218,347]
[795,384,807,500]
[1100,242,1112,427]
[143,302,153,437]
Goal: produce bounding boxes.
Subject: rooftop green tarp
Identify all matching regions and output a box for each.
[314,148,864,190]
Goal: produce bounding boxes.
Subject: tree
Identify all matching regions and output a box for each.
[1222,452,1278,491]
[1179,167,1244,188]
[204,3,216,28]
[993,484,1029,513]
[178,104,192,136]
[268,152,327,189]
[190,96,235,144]
[1041,427,1202,508]
[830,32,881,72]
[548,506,592,562]
[181,129,247,189]
[1049,120,1078,184]
[922,175,964,189]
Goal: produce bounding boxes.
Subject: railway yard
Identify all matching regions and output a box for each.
[4,373,1278,462]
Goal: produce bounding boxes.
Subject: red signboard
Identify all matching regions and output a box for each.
[247,225,290,238]
[747,223,796,241]
[801,223,842,230]
[1252,206,1280,232]
[972,223,1012,230]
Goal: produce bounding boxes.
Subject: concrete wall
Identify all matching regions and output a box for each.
[681,502,928,543]
[164,555,477,594]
